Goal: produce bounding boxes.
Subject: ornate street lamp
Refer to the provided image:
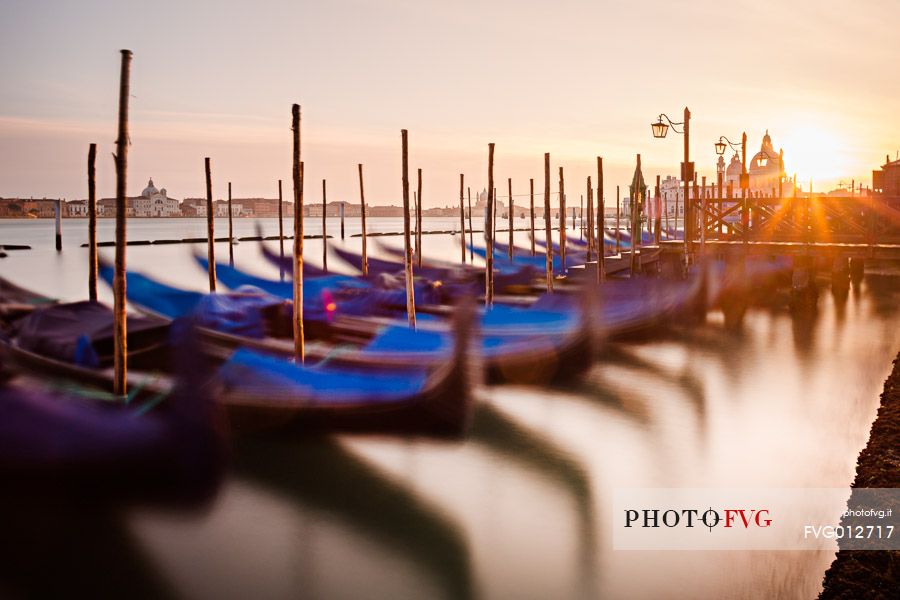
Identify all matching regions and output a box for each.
[651,108,693,251]
[715,136,742,158]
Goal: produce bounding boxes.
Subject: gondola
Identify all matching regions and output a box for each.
[0,275,476,437]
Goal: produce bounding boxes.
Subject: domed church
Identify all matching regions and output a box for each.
[724,130,786,194]
[133,178,180,217]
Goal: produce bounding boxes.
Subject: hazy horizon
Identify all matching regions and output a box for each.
[2,0,898,205]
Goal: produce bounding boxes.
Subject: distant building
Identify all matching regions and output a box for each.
[66,199,88,217]
[215,199,243,217]
[873,155,900,199]
[133,179,180,217]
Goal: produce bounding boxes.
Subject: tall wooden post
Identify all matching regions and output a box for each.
[580,194,584,240]
[459,173,466,263]
[321,179,327,271]
[340,201,345,240]
[585,178,593,262]
[558,166,566,273]
[543,153,553,291]
[291,104,304,362]
[654,175,662,244]
[596,156,605,284]
[615,185,621,254]
[630,154,642,277]
[87,143,98,301]
[401,130,416,327]
[204,158,216,291]
[227,181,234,266]
[358,166,368,276]
[467,186,474,263]
[700,175,707,255]
[486,144,495,305]
[278,179,285,279]
[507,178,514,259]
[54,199,62,251]
[112,49,131,399]
[529,178,536,256]
[416,169,423,267]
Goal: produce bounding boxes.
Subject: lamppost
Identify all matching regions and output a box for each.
[716,134,749,241]
[651,108,693,256]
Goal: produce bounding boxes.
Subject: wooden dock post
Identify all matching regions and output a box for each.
[340,201,345,240]
[507,178,514,260]
[278,179,285,279]
[486,144,495,305]
[615,185,620,254]
[630,154,642,277]
[321,179,328,271]
[87,143,97,301]
[580,194,584,241]
[655,175,662,244]
[54,199,62,251]
[358,166,368,276]
[416,169,423,267]
[227,181,234,266]
[204,157,216,292]
[467,186,474,263]
[597,156,605,284]
[291,104,304,362]
[459,174,465,263]
[529,178,535,256]
[585,178,593,262]
[112,49,132,399]
[401,130,416,327]
[700,175,707,255]
[558,167,566,273]
[543,153,553,292]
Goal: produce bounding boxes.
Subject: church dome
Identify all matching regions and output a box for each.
[725,154,742,178]
[749,130,782,173]
[142,178,159,197]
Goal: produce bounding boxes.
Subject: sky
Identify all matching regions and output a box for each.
[1,0,898,206]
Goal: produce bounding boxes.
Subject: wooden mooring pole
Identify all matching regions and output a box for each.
[615,185,620,254]
[459,174,466,263]
[543,153,553,291]
[507,178,514,260]
[322,179,328,271]
[401,130,416,327]
[559,166,566,273]
[204,157,216,292]
[416,169,423,267]
[291,104,304,362]
[278,179,285,279]
[227,181,234,266]
[54,199,62,251]
[486,144,495,305]
[529,178,536,256]
[358,166,368,276]
[585,178,593,262]
[467,186,474,263]
[340,201,345,240]
[655,174,662,244]
[113,49,132,398]
[87,143,97,301]
[597,156,605,284]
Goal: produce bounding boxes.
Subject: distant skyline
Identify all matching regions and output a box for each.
[1,0,898,205]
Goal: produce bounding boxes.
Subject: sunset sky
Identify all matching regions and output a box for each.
[1,0,897,206]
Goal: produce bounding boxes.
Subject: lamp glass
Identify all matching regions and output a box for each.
[651,120,669,139]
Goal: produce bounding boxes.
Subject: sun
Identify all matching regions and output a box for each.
[778,123,848,187]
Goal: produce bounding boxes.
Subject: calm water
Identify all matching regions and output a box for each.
[2,218,899,599]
